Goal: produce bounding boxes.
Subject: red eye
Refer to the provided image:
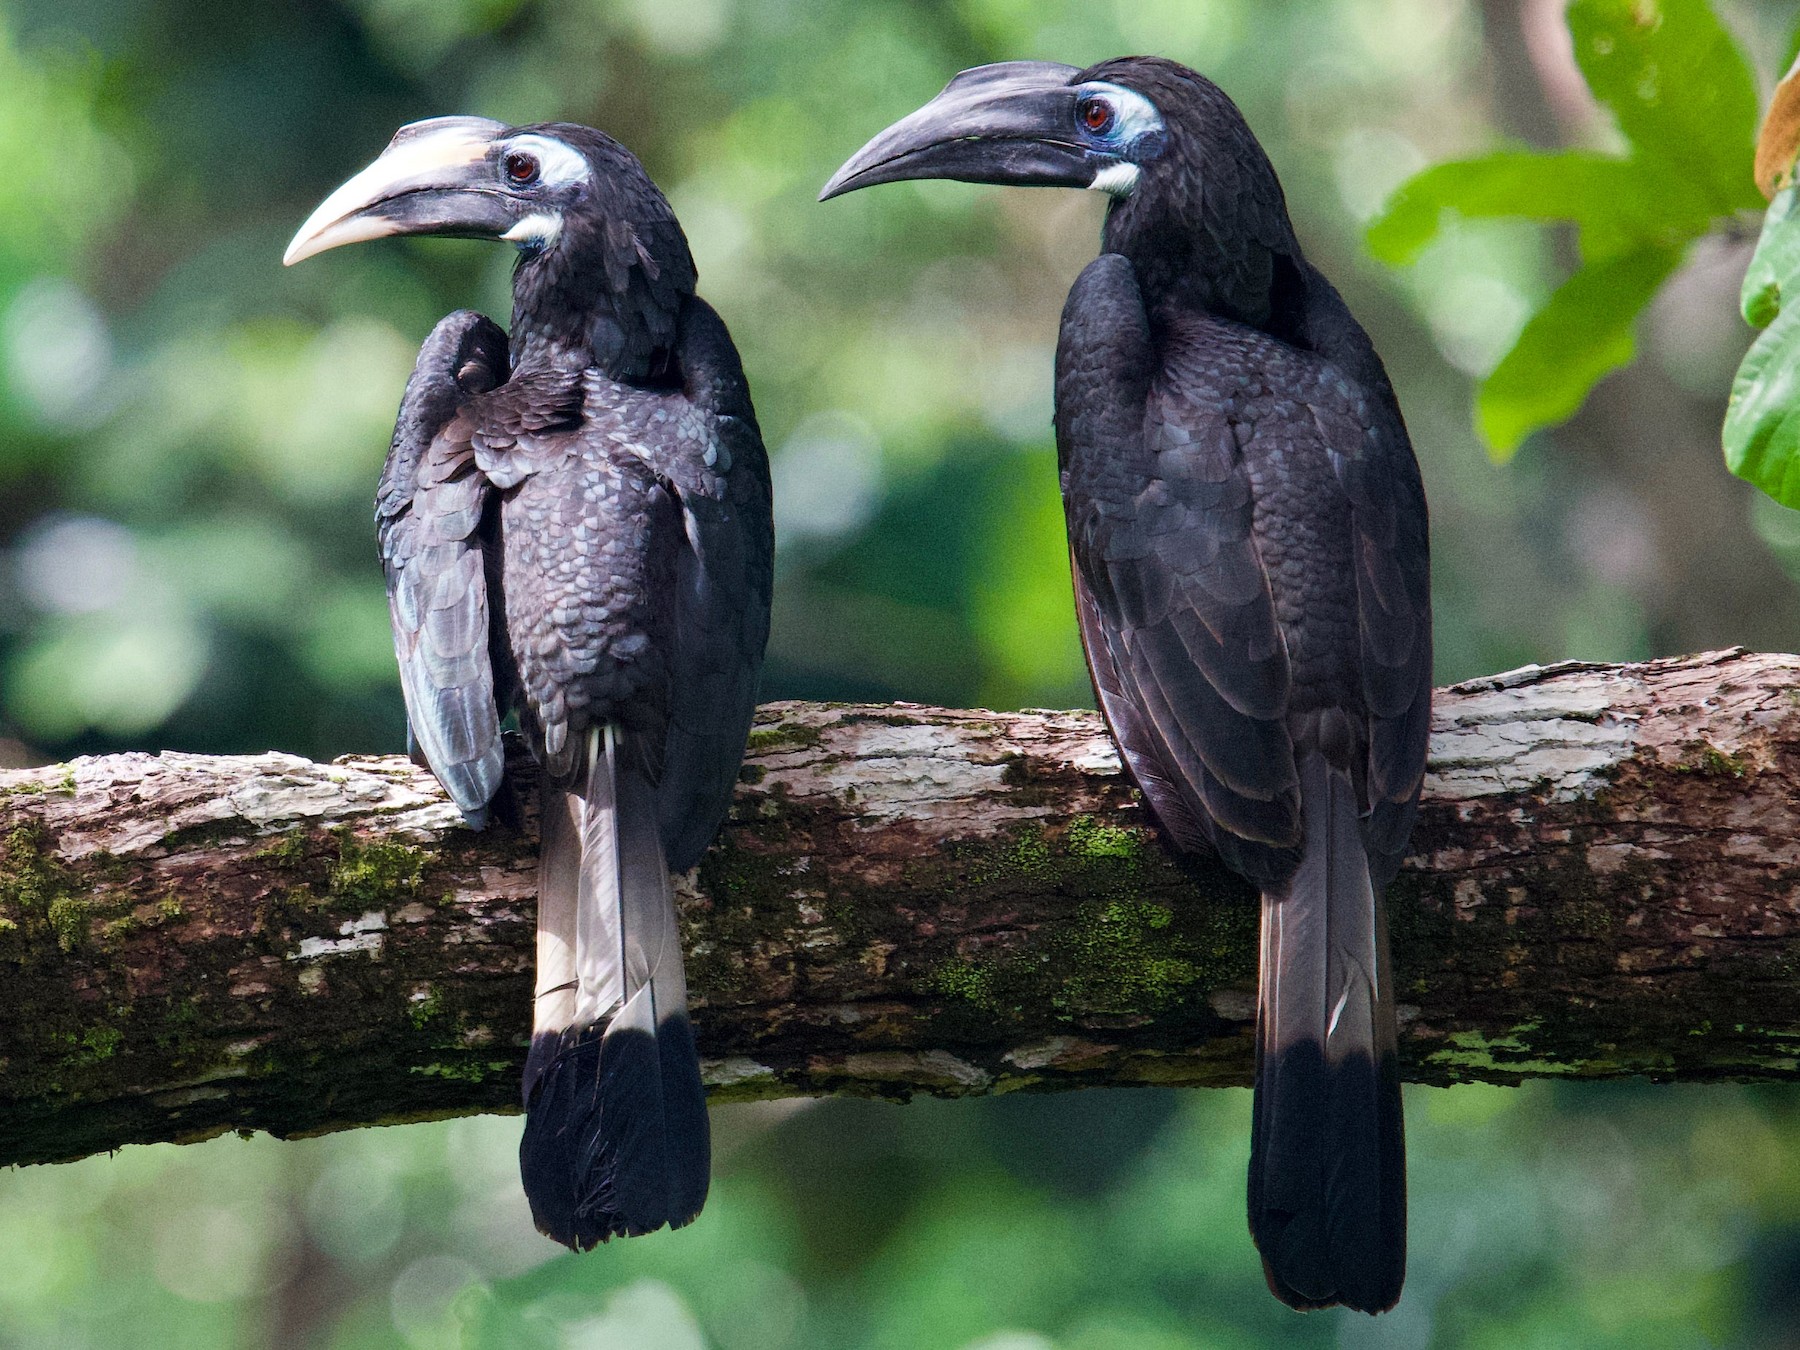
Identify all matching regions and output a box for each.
[1081,99,1115,134]
[503,151,539,185]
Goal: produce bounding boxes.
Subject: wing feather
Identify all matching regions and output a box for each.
[1057,254,1299,884]
[1291,267,1433,885]
[377,310,511,822]
[647,296,773,871]
[1319,392,1431,886]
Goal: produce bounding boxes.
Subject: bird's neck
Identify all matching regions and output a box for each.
[1106,211,1394,412]
[508,236,682,383]
[1101,181,1307,340]
[508,287,635,373]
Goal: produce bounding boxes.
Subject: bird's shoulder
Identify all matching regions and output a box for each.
[622,296,770,522]
[673,295,768,501]
[379,310,509,521]
[446,351,588,489]
[1055,258,1380,501]
[1054,255,1155,491]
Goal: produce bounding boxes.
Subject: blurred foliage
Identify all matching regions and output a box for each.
[7,1082,1800,1348]
[3,0,1800,1344]
[1369,0,1764,456]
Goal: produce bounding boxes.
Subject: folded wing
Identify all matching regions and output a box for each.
[376,310,511,823]
[651,296,775,872]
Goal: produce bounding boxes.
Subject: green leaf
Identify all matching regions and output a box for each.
[1367,0,1764,454]
[1566,0,1762,216]
[1740,182,1800,328]
[1366,149,1674,266]
[1476,244,1684,457]
[1725,310,1800,506]
[1726,183,1800,506]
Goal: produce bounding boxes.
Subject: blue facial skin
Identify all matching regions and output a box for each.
[1072,82,1170,167]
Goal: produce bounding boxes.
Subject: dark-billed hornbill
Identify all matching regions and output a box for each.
[286,117,772,1248]
[823,59,1430,1314]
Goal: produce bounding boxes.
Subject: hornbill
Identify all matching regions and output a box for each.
[286,117,772,1247]
[823,59,1430,1314]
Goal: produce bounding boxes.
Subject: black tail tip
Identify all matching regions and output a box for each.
[1248,1040,1406,1314]
[1260,1253,1404,1316]
[519,1024,710,1250]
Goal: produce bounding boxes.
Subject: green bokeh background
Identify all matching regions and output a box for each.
[4,0,1800,1345]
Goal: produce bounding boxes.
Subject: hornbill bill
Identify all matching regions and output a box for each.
[286,117,772,1247]
[823,59,1430,1314]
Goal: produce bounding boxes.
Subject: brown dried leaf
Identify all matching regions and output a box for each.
[1756,53,1800,199]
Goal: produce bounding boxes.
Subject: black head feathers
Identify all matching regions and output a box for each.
[503,123,698,383]
[1075,58,1303,329]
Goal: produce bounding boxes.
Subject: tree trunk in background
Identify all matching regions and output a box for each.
[2,648,1797,1168]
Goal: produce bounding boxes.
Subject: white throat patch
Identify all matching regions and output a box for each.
[1088,161,1141,197]
[502,211,564,248]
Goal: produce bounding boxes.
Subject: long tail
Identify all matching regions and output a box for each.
[519,724,710,1248]
[1248,750,1405,1313]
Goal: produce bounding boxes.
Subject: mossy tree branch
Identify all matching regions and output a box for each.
[2,648,1796,1168]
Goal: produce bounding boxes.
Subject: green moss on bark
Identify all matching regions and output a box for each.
[745,722,824,754]
[328,830,427,906]
[0,824,81,950]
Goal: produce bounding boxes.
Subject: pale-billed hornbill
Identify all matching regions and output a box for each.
[287,117,772,1248]
[823,59,1430,1314]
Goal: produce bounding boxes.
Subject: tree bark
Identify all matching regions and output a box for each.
[1,647,1795,1167]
